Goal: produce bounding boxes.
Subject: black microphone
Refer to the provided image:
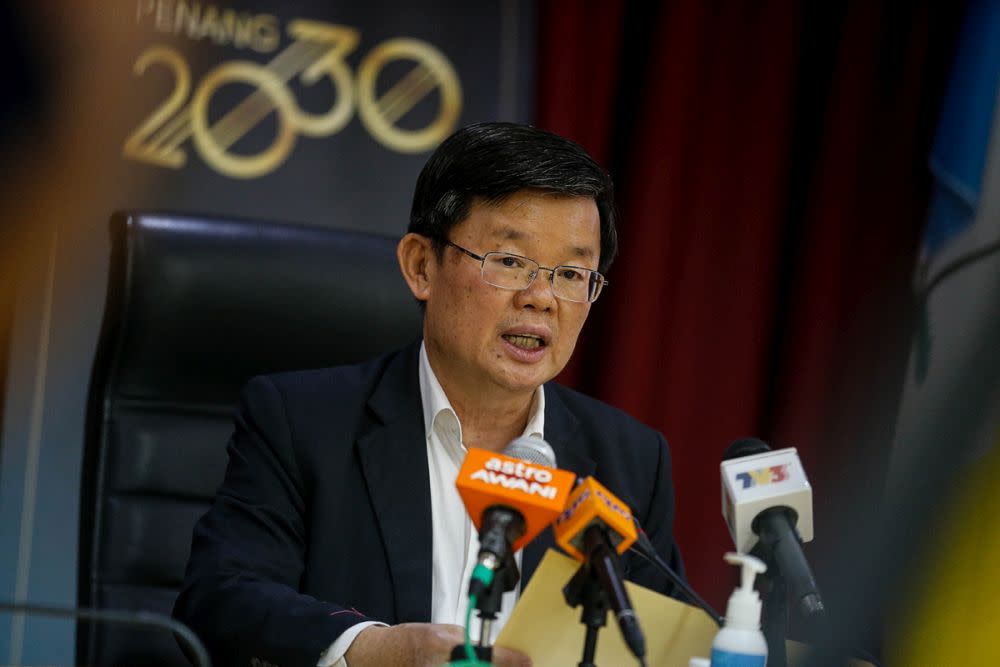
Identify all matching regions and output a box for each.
[554,477,646,663]
[456,436,575,598]
[583,523,647,662]
[453,435,576,658]
[476,436,558,571]
[722,437,825,617]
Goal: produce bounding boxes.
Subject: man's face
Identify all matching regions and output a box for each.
[422,190,601,399]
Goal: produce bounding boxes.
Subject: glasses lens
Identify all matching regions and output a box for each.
[479,252,605,302]
[550,266,604,303]
[589,271,605,301]
[481,252,537,290]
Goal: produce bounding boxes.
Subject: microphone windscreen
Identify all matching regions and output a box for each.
[724,437,770,461]
[503,435,557,468]
[456,447,576,552]
[554,477,637,560]
[720,444,814,552]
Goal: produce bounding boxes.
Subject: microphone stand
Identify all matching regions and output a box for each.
[564,525,647,667]
[479,552,520,657]
[563,548,610,667]
[752,543,788,667]
[449,552,520,665]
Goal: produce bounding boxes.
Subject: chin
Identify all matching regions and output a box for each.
[495,366,557,393]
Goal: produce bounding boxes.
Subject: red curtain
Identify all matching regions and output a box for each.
[537,0,962,610]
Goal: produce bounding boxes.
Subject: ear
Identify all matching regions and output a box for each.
[397,233,436,302]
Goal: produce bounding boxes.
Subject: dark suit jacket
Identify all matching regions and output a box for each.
[174,341,684,667]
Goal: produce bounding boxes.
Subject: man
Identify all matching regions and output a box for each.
[174,122,684,667]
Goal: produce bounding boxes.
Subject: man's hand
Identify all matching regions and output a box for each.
[345,623,532,667]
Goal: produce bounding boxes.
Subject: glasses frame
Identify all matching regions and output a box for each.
[444,239,608,303]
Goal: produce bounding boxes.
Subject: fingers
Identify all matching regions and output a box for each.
[344,622,529,667]
[402,622,464,667]
[420,622,464,654]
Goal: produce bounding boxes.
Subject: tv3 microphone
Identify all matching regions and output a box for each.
[553,477,646,662]
[456,437,576,593]
[721,438,824,616]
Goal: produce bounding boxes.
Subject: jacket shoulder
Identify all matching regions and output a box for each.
[548,383,663,443]
[239,343,415,423]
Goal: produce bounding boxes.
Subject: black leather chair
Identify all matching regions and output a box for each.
[78,212,423,666]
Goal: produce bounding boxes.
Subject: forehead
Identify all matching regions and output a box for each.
[457,191,601,262]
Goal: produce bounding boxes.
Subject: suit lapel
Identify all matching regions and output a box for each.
[522,385,595,585]
[356,354,596,617]
[356,342,433,623]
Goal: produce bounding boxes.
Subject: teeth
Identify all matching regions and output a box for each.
[504,334,542,349]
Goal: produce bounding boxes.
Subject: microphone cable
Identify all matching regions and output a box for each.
[629,519,725,627]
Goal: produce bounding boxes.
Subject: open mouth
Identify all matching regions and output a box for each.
[502,333,546,349]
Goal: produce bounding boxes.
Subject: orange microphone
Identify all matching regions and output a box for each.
[457,439,576,552]
[456,437,576,597]
[553,477,646,662]
[553,477,638,560]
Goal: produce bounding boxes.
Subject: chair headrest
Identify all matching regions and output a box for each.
[100,212,423,406]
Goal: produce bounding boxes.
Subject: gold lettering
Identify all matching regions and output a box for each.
[155,0,175,32]
[253,15,280,53]
[198,6,222,43]
[232,12,253,50]
[122,46,191,168]
[356,38,462,153]
[216,10,237,45]
[142,0,278,53]
[136,0,155,24]
[174,0,201,39]
[125,17,465,178]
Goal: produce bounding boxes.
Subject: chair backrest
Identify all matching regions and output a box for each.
[78,211,423,666]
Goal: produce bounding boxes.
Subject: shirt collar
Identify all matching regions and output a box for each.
[418,342,545,462]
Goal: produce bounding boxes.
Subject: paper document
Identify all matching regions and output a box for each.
[496,549,717,666]
[496,549,876,666]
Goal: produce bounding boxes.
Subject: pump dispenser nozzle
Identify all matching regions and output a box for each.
[722,552,766,629]
[712,552,769,664]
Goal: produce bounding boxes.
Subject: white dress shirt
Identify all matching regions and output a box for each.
[318,343,545,666]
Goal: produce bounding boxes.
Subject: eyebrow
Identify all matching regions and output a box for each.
[498,226,526,241]
[496,226,598,260]
[566,245,597,260]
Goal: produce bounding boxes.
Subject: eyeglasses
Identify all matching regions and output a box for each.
[445,240,608,303]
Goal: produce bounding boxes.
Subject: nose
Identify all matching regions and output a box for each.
[513,268,557,311]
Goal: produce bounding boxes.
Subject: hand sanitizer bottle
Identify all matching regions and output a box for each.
[711,552,768,666]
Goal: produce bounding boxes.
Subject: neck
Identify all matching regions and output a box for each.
[448,390,535,453]
[425,351,537,453]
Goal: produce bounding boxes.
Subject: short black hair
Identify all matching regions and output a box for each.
[409,122,618,274]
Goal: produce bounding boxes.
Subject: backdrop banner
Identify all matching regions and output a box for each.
[119,0,534,231]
